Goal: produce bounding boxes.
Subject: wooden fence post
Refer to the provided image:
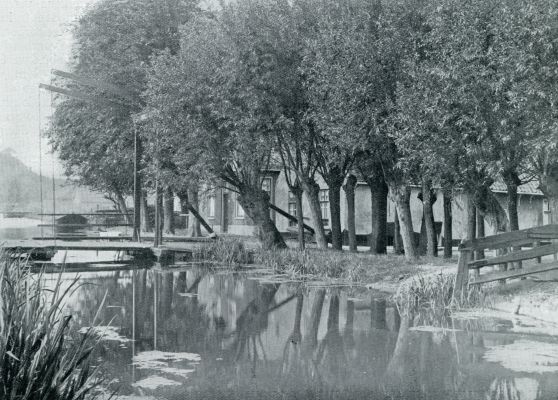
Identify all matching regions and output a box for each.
[454,239,472,301]
[534,240,541,263]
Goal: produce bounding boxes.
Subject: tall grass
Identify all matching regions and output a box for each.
[0,253,102,400]
[254,248,420,282]
[193,237,253,265]
[394,272,486,323]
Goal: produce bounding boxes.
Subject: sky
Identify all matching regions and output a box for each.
[0,0,99,176]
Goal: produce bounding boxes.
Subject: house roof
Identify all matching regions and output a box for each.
[490,180,543,196]
[355,178,544,196]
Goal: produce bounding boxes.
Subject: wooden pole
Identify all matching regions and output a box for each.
[454,240,472,301]
[269,203,315,234]
[132,127,142,242]
[186,203,215,236]
[154,181,161,247]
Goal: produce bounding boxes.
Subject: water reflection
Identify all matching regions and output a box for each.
[44,267,558,399]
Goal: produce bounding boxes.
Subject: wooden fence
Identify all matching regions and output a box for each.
[454,224,558,298]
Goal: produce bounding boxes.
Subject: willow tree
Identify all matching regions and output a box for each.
[302,0,429,259]
[48,0,198,229]
[146,7,291,249]
[48,101,134,221]
[393,0,553,246]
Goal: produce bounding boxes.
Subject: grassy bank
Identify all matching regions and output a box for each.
[0,254,101,400]
[195,237,458,284]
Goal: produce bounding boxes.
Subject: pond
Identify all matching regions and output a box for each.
[3,221,558,400]
[38,260,558,400]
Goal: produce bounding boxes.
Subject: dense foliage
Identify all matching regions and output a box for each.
[48,0,558,256]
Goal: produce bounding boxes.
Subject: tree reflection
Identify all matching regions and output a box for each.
[281,291,304,375]
[315,294,346,376]
[230,283,280,369]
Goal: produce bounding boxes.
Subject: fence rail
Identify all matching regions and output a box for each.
[454,224,558,298]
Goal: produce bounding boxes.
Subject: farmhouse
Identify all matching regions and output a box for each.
[198,170,545,244]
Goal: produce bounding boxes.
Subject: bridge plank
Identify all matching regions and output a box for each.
[1,240,153,252]
[469,262,558,285]
[31,235,212,242]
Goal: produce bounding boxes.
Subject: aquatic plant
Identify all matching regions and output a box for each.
[0,253,102,400]
[193,237,253,265]
[394,271,485,323]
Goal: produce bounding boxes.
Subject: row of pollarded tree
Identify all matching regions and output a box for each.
[47,0,558,260]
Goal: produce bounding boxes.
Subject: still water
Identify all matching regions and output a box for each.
[3,221,558,399]
[41,264,557,400]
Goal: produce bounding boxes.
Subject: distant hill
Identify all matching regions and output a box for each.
[0,149,117,214]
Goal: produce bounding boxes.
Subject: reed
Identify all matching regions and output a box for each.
[394,271,485,321]
[0,253,102,400]
[193,237,253,265]
[254,248,420,281]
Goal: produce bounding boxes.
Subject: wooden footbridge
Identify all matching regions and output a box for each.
[0,236,214,264]
[454,224,558,298]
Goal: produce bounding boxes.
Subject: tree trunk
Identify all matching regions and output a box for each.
[328,182,343,251]
[163,187,175,235]
[367,176,388,254]
[390,185,417,261]
[294,188,305,250]
[140,190,152,232]
[539,166,558,224]
[549,197,558,224]
[466,192,476,242]
[238,186,287,249]
[422,180,438,257]
[443,191,452,259]
[344,174,358,252]
[155,185,163,245]
[301,178,328,249]
[114,190,131,225]
[476,209,485,259]
[393,207,404,254]
[187,187,202,237]
[418,212,427,256]
[506,183,519,232]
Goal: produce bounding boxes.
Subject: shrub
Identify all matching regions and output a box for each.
[0,253,102,400]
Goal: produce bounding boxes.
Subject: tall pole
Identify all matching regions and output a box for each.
[133,126,142,242]
[154,179,160,247]
[38,87,44,238]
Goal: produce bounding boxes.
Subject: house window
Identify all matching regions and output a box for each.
[261,177,272,200]
[288,191,297,227]
[235,194,245,219]
[319,189,329,227]
[208,194,216,218]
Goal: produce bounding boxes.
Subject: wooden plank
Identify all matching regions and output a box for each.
[29,264,140,274]
[31,235,212,242]
[470,261,558,285]
[38,223,132,227]
[468,243,558,269]
[460,224,558,251]
[51,69,139,104]
[1,240,152,252]
[38,213,132,216]
[39,83,128,108]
